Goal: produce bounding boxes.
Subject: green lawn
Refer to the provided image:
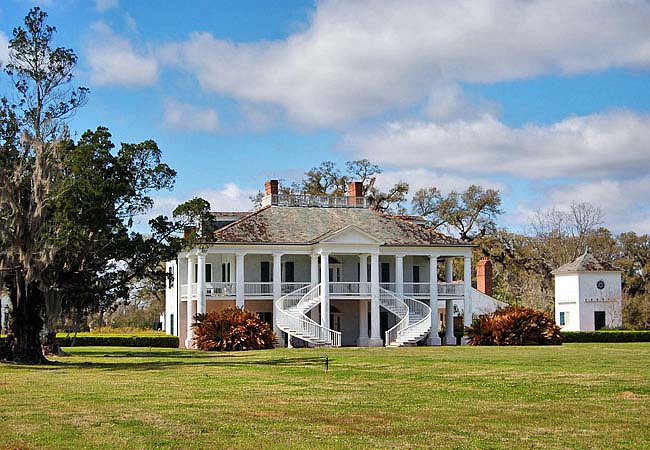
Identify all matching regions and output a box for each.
[1,344,649,449]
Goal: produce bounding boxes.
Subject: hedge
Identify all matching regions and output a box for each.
[562,331,650,343]
[0,334,179,348]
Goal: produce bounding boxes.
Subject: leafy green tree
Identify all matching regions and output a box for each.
[412,185,502,242]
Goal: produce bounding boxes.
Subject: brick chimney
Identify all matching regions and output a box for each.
[348,181,364,197]
[183,225,197,239]
[476,257,493,296]
[265,179,279,196]
[347,181,364,206]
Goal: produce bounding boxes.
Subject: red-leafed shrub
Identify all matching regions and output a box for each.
[466,306,562,346]
[193,307,276,351]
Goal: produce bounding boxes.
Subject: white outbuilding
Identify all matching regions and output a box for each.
[553,250,622,331]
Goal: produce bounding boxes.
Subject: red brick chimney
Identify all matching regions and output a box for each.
[347,181,364,206]
[183,226,197,239]
[476,257,493,296]
[265,179,279,196]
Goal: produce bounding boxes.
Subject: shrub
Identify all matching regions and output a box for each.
[466,306,563,346]
[0,334,178,348]
[193,307,275,351]
[562,330,650,343]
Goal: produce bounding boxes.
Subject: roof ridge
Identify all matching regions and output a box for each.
[213,205,271,237]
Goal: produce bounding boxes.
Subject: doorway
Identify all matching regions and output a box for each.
[594,311,606,330]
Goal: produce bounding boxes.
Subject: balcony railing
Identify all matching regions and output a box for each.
[329,282,371,296]
[181,281,464,298]
[263,193,370,208]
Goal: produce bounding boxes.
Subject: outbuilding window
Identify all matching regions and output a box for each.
[559,311,568,326]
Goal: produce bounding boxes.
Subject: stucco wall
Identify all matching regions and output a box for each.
[554,274,581,331]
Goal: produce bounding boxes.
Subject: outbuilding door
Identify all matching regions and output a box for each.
[594,311,606,330]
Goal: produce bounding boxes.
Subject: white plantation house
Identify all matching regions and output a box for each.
[553,250,623,331]
[165,180,505,348]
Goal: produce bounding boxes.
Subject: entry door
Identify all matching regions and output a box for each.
[330,313,342,332]
[594,311,606,330]
[412,266,420,294]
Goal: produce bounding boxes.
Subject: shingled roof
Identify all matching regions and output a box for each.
[553,250,618,274]
[211,206,467,246]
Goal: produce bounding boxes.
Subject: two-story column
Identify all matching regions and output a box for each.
[272,252,285,347]
[310,254,320,323]
[395,254,404,299]
[197,252,206,315]
[369,252,383,346]
[235,252,245,308]
[185,254,195,349]
[320,251,330,329]
[427,255,441,345]
[358,254,369,346]
[445,257,456,345]
[463,255,472,345]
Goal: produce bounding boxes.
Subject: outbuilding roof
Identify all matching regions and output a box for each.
[552,250,618,274]
[211,206,467,246]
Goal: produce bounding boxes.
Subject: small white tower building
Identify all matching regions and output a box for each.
[553,250,622,331]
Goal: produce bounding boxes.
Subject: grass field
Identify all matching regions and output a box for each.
[1,344,649,449]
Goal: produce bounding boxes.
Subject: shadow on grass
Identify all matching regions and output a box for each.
[2,349,329,371]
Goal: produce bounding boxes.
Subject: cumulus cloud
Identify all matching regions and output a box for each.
[163,99,220,132]
[0,32,9,65]
[160,0,650,126]
[86,23,157,87]
[345,110,650,179]
[95,0,118,12]
[374,168,506,196]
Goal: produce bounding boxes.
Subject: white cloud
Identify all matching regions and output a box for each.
[374,168,506,197]
[95,0,118,12]
[345,110,650,179]
[160,0,650,126]
[163,99,220,132]
[86,23,157,87]
[0,32,9,66]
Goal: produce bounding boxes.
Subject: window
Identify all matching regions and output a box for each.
[168,266,174,289]
[283,261,294,283]
[381,262,390,283]
[257,311,273,327]
[412,266,420,283]
[169,314,174,335]
[559,311,568,326]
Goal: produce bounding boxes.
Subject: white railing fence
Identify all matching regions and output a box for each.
[266,193,370,209]
[329,282,371,296]
[244,282,273,295]
[438,282,464,296]
[282,282,310,294]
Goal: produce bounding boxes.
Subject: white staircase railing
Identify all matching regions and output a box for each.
[275,284,341,347]
[381,287,431,347]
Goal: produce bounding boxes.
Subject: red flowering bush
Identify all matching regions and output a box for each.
[193,307,276,351]
[466,306,562,346]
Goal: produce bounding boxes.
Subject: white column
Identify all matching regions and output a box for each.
[445,257,456,346]
[358,254,369,346]
[272,252,285,347]
[462,255,472,345]
[185,254,195,349]
[427,255,441,345]
[369,252,382,346]
[197,252,206,315]
[320,252,330,329]
[236,252,245,308]
[395,254,404,299]
[310,254,319,289]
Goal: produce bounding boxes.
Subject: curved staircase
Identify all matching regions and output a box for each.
[275,284,431,348]
[275,285,341,347]
[381,288,432,347]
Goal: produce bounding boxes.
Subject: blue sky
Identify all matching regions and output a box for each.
[1,0,650,233]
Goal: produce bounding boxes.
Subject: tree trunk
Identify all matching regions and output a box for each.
[5,276,47,364]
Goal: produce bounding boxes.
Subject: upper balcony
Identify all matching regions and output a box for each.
[180,281,465,300]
